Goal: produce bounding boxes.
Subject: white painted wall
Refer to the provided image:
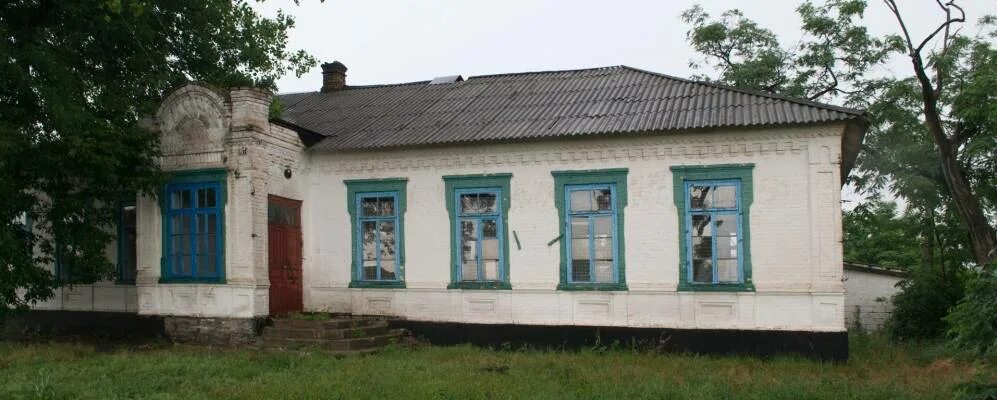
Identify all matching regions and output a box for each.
[844,268,903,331]
[302,124,848,332]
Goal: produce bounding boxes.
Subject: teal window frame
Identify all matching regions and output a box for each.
[159,169,227,284]
[552,169,628,291]
[346,178,407,289]
[671,164,755,292]
[444,174,512,290]
[116,199,137,285]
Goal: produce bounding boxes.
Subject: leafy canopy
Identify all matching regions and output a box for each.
[0,0,316,315]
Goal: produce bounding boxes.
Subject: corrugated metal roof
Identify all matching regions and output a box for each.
[276,65,863,151]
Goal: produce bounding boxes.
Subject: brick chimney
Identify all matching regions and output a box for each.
[320,61,347,92]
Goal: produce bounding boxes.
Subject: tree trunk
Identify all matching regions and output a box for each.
[921,207,935,270]
[910,57,997,266]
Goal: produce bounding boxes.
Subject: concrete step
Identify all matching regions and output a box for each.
[271,317,387,330]
[261,324,389,341]
[261,330,407,352]
[323,331,406,351]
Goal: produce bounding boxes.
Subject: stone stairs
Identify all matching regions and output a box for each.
[261,316,410,355]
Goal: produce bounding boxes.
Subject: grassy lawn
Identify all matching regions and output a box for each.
[0,334,991,400]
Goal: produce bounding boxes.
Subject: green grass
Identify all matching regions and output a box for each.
[0,334,991,400]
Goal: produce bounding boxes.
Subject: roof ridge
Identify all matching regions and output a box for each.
[620,66,864,116]
[464,65,624,80]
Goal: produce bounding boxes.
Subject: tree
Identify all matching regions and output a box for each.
[842,200,921,269]
[681,0,996,266]
[882,1,996,267]
[0,1,316,315]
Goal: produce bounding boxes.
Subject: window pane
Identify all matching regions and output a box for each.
[717,235,738,259]
[462,258,478,281]
[690,185,710,209]
[362,221,377,262]
[483,260,499,281]
[482,219,497,238]
[378,197,395,216]
[181,190,192,209]
[207,234,216,255]
[478,193,497,214]
[171,190,181,209]
[714,185,737,208]
[379,220,396,280]
[569,190,591,212]
[693,258,712,283]
[459,193,478,214]
[461,219,478,280]
[205,188,217,208]
[197,189,207,208]
[595,189,612,211]
[571,238,589,263]
[570,217,589,239]
[363,260,378,280]
[361,197,379,217]
[718,259,738,283]
[379,221,396,264]
[715,214,737,237]
[593,215,612,237]
[691,214,712,237]
[207,214,217,235]
[692,236,713,260]
[482,237,499,261]
[594,261,613,283]
[594,238,613,261]
[571,259,590,282]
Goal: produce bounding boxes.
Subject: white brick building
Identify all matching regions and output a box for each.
[29,63,867,358]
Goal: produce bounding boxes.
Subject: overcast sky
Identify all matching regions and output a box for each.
[255,0,994,94]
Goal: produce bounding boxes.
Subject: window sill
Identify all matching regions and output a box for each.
[158,278,226,284]
[447,281,512,290]
[557,282,628,291]
[349,280,406,289]
[114,279,136,286]
[677,282,755,292]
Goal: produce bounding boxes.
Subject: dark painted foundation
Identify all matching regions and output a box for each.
[2,310,165,341]
[389,320,849,361]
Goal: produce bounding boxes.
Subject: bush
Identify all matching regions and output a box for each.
[887,265,965,341]
[946,269,997,356]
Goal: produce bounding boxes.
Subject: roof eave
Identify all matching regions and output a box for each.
[270,117,328,147]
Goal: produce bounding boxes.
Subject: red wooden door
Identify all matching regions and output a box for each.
[268,195,303,316]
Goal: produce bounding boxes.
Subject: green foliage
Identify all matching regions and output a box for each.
[843,200,920,269]
[0,1,316,315]
[946,270,997,356]
[888,265,965,341]
[0,335,985,399]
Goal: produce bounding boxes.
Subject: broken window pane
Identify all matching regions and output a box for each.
[690,185,710,209]
[691,214,712,237]
[595,189,612,211]
[478,193,497,213]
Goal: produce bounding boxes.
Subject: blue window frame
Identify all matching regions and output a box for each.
[684,180,743,285]
[454,188,505,283]
[565,184,619,284]
[163,181,223,282]
[355,191,401,282]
